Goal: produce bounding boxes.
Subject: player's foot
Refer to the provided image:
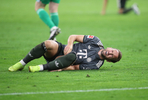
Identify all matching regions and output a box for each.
[132,4,140,15]
[49,26,61,40]
[8,62,24,72]
[28,65,41,72]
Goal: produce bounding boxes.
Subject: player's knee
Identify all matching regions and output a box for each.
[44,40,52,49]
[44,40,58,50]
[64,52,77,65]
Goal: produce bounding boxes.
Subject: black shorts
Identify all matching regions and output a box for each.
[43,41,66,63]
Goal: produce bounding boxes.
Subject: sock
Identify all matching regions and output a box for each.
[39,65,44,71]
[123,8,133,14]
[37,8,55,29]
[43,52,76,71]
[20,60,26,66]
[51,12,59,27]
[23,42,47,64]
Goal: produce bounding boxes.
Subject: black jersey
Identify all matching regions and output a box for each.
[72,35,104,70]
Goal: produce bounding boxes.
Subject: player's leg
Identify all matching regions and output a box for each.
[8,40,59,72]
[49,0,61,40]
[49,1,60,26]
[132,4,140,15]
[28,52,77,72]
[117,0,132,14]
[8,42,46,72]
[35,0,55,31]
[121,0,140,15]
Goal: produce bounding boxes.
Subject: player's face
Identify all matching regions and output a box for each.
[101,47,119,62]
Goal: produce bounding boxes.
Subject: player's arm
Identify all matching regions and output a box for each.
[101,0,108,15]
[67,35,84,44]
[64,35,84,54]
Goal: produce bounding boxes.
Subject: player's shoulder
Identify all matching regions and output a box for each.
[86,35,95,39]
[84,35,102,44]
[84,35,95,39]
[83,35,98,41]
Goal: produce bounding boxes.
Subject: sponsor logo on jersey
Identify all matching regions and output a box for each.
[87,35,94,39]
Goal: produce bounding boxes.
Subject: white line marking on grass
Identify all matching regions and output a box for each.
[0,87,148,96]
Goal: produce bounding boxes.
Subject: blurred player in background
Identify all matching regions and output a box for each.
[101,0,140,15]
[35,0,61,40]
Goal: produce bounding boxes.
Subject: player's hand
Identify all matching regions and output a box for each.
[64,45,73,55]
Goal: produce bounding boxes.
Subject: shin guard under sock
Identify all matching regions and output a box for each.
[23,42,47,64]
[43,52,77,71]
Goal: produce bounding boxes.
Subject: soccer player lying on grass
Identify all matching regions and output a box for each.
[8,35,122,72]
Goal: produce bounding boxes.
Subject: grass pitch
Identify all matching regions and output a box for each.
[0,0,148,100]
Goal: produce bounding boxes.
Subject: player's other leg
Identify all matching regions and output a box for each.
[8,60,25,72]
[35,1,55,29]
[8,42,47,71]
[117,0,140,15]
[117,0,132,14]
[28,52,77,72]
[9,40,59,72]
[49,1,61,40]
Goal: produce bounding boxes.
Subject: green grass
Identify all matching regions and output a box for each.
[0,0,148,100]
